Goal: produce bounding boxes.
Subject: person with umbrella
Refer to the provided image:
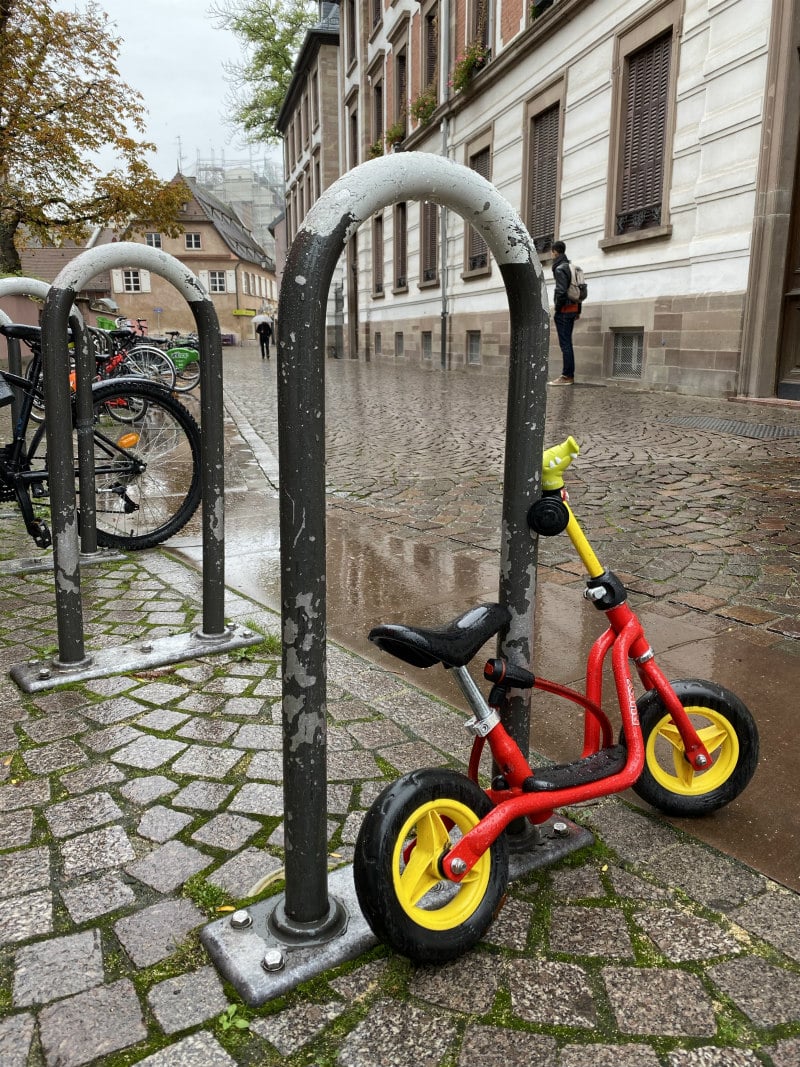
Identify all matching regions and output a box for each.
[254,315,273,360]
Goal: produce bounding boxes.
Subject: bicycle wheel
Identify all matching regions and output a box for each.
[169,348,201,392]
[85,379,201,549]
[124,346,176,391]
[354,768,509,962]
[629,680,759,817]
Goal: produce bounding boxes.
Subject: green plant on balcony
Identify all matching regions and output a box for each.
[369,138,384,159]
[451,40,488,93]
[409,86,437,127]
[384,119,406,149]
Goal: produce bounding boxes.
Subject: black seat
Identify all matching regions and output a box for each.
[369,603,510,669]
[0,323,42,345]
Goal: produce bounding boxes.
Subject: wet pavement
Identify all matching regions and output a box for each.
[0,343,799,1066]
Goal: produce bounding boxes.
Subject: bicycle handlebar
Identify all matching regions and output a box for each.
[541,436,580,490]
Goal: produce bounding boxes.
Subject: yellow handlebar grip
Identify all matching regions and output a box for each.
[541,436,580,490]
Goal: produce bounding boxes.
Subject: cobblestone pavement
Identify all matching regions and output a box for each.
[1,349,799,1066]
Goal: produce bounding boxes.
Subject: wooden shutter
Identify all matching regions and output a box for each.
[396,51,407,130]
[528,103,559,254]
[468,147,490,270]
[139,270,151,294]
[374,82,384,141]
[421,201,438,281]
[472,0,489,48]
[226,270,236,293]
[198,270,209,294]
[424,8,438,94]
[618,31,671,234]
[373,214,384,293]
[111,269,123,293]
[394,203,407,288]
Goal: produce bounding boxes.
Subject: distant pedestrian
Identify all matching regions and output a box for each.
[256,318,273,360]
[549,240,579,386]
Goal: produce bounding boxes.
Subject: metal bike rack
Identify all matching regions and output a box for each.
[6,244,260,692]
[202,153,589,1005]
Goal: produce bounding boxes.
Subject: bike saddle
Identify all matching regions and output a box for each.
[108,328,135,341]
[0,323,42,345]
[369,603,511,669]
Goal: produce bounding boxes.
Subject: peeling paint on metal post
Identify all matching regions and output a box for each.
[276,153,550,937]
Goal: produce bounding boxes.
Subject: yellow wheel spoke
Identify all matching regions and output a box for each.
[672,751,696,789]
[415,810,451,856]
[697,722,728,755]
[399,843,443,908]
[657,721,685,753]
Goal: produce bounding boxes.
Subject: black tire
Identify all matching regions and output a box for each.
[354,768,509,962]
[85,379,201,549]
[170,349,201,392]
[629,679,759,817]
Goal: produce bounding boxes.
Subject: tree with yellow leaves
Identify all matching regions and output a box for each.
[0,0,186,273]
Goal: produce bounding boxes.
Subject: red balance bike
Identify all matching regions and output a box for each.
[353,437,759,962]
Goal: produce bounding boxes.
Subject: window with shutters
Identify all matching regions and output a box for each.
[373,213,384,296]
[524,84,563,256]
[209,271,226,293]
[470,0,490,51]
[420,201,439,286]
[394,202,407,291]
[464,134,492,276]
[123,269,142,293]
[372,76,384,145]
[349,104,359,169]
[603,0,678,248]
[346,0,356,69]
[422,1,439,99]
[394,48,407,132]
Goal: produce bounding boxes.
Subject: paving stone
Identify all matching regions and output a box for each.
[0,1013,35,1067]
[708,958,800,1028]
[252,677,282,698]
[84,676,137,696]
[338,996,457,1067]
[227,782,284,816]
[111,735,187,769]
[83,724,142,753]
[136,708,191,731]
[482,897,534,950]
[0,808,34,849]
[119,774,178,805]
[510,960,597,1028]
[0,778,50,811]
[550,866,606,899]
[251,999,347,1055]
[327,749,382,779]
[80,696,144,725]
[60,763,125,794]
[409,952,500,1014]
[60,872,136,923]
[245,749,283,780]
[732,890,800,963]
[61,825,136,879]
[190,812,261,850]
[126,839,211,893]
[771,1037,800,1067]
[457,1024,559,1067]
[170,744,244,778]
[203,676,251,695]
[633,906,742,962]
[602,967,716,1035]
[45,791,123,838]
[172,780,234,810]
[13,929,104,1006]
[665,1049,761,1067]
[0,845,50,898]
[130,681,189,705]
[328,958,388,1000]
[0,888,53,945]
[38,978,146,1067]
[643,843,766,912]
[207,847,282,897]
[607,866,670,901]
[133,1030,237,1066]
[176,717,238,743]
[230,723,282,749]
[560,1043,661,1067]
[22,712,86,742]
[220,696,263,716]
[175,692,226,714]
[23,739,86,775]
[137,804,194,842]
[114,898,205,966]
[549,906,635,959]
[147,965,228,1034]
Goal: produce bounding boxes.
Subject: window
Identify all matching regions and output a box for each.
[302,92,310,146]
[243,273,250,296]
[209,271,227,293]
[123,269,142,293]
[185,233,201,249]
[373,76,384,146]
[395,331,404,358]
[525,87,563,255]
[422,330,433,360]
[394,48,407,133]
[375,331,382,356]
[346,0,356,67]
[145,232,161,248]
[349,105,359,169]
[467,331,482,365]
[371,0,381,31]
[604,1,678,246]
[394,202,407,290]
[421,201,438,284]
[465,135,492,275]
[471,0,489,50]
[423,1,439,99]
[612,329,644,378]
[373,213,384,295]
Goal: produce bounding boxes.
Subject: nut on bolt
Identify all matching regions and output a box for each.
[449,857,468,875]
[229,909,252,930]
[552,820,569,838]
[261,947,285,972]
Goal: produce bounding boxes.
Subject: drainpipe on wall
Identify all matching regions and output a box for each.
[440,0,451,369]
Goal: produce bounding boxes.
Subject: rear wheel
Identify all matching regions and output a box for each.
[354,768,509,962]
[124,346,176,391]
[86,379,200,549]
[169,348,201,392]
[630,680,759,817]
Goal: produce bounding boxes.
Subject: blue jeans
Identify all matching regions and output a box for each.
[554,311,577,378]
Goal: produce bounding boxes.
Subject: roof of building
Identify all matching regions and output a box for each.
[176,174,275,271]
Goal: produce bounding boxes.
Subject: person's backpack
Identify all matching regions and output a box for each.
[566,263,588,304]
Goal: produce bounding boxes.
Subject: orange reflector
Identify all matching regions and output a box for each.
[117,433,140,448]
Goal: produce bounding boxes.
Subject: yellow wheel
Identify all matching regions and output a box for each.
[632,680,759,816]
[354,769,508,961]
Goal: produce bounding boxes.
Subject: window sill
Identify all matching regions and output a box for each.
[392,285,409,295]
[462,265,492,281]
[599,224,672,251]
[372,290,385,300]
[418,277,440,290]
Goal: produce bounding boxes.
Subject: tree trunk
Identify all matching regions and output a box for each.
[0,215,22,274]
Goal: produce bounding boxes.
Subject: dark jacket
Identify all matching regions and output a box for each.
[256,320,273,340]
[552,253,578,314]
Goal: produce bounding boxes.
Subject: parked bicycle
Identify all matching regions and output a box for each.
[354,436,759,962]
[1,324,201,551]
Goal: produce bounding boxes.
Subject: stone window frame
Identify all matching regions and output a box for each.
[522,76,565,260]
[463,126,494,279]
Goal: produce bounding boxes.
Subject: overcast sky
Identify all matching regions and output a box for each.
[89,0,261,178]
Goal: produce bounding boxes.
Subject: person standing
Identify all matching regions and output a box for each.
[549,240,579,385]
[256,318,273,360]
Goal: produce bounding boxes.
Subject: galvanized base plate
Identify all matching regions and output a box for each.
[10,623,263,692]
[0,548,125,577]
[202,816,592,1006]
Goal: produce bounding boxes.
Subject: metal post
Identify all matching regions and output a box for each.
[274,152,549,939]
[71,316,99,555]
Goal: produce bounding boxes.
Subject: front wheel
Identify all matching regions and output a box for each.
[354,768,509,962]
[123,346,177,391]
[630,680,759,817]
